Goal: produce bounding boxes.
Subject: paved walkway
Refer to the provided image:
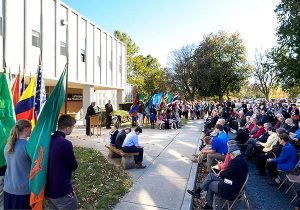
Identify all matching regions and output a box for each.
[69,120,203,210]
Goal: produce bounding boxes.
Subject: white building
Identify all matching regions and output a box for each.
[0,0,133,120]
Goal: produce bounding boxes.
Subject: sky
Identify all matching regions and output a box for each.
[62,0,280,67]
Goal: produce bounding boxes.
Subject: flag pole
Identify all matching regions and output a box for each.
[64,17,69,114]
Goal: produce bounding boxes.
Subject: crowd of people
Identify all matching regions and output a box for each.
[186,99,300,209]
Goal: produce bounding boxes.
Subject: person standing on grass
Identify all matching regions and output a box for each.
[45,115,78,210]
[105,100,113,129]
[4,120,32,210]
[122,126,146,169]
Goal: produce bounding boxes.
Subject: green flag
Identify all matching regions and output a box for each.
[0,71,16,167]
[139,93,144,102]
[167,92,174,103]
[26,65,67,209]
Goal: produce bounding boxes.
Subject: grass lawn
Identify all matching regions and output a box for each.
[72,147,132,209]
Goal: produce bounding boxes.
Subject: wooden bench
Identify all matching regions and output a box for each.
[105,145,139,170]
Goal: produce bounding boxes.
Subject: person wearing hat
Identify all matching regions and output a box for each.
[187,143,248,209]
[122,126,146,169]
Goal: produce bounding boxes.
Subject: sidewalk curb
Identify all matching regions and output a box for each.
[181,124,204,210]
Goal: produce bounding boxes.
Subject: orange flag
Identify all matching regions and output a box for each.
[11,66,21,107]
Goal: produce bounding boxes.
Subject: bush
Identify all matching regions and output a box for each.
[99,110,130,126]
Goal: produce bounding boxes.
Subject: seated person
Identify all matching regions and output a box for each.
[109,123,119,145]
[256,127,279,153]
[122,126,146,169]
[289,121,300,142]
[256,128,286,176]
[156,112,165,130]
[267,133,298,185]
[244,121,266,159]
[115,127,131,149]
[283,118,298,133]
[204,111,219,134]
[187,144,248,209]
[212,140,238,173]
[192,136,212,163]
[206,124,229,172]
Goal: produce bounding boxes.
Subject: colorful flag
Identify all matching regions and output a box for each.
[129,94,139,116]
[11,66,21,107]
[15,77,37,128]
[0,70,16,167]
[26,65,67,210]
[166,92,174,103]
[34,66,46,117]
[153,92,163,108]
[138,93,144,102]
[160,95,166,109]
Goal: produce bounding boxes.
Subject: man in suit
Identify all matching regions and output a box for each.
[187,144,248,209]
[85,102,96,135]
[105,100,113,129]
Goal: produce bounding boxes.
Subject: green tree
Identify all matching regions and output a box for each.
[272,0,300,95]
[129,55,166,98]
[114,30,139,76]
[194,31,251,102]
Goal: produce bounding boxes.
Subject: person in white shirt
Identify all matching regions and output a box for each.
[122,127,146,169]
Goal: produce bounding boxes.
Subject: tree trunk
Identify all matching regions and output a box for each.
[218,95,223,103]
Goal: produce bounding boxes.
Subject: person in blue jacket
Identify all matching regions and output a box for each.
[267,133,298,185]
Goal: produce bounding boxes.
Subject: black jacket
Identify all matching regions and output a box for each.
[218,155,248,201]
[105,103,113,116]
[115,129,126,149]
[85,105,95,120]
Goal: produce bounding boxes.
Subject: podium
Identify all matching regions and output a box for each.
[89,115,101,136]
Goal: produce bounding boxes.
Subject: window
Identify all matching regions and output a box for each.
[0,17,2,36]
[97,56,101,67]
[32,30,40,48]
[81,49,86,62]
[60,41,67,56]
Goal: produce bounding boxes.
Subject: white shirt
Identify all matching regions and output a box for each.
[122,132,139,147]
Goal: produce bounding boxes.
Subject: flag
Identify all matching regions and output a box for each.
[34,66,46,117]
[138,94,144,102]
[167,93,179,108]
[0,70,16,167]
[153,92,163,108]
[166,92,174,103]
[160,95,166,109]
[15,77,37,128]
[11,66,21,106]
[26,65,67,210]
[129,94,139,116]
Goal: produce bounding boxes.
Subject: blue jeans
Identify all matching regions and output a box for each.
[122,146,144,163]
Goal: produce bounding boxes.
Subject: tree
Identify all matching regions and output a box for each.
[167,45,198,100]
[129,55,166,98]
[253,50,278,101]
[194,31,251,102]
[272,0,300,95]
[114,30,139,76]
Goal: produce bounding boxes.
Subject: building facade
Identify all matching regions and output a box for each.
[0,0,133,120]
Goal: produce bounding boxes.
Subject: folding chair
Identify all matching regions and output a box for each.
[283,174,300,203]
[221,174,250,210]
[278,154,300,190]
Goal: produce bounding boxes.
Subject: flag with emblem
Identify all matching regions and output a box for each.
[26,65,66,210]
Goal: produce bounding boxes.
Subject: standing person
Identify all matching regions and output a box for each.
[105,100,113,129]
[149,104,157,129]
[122,127,146,169]
[45,115,78,210]
[85,102,96,135]
[4,120,32,210]
[137,102,143,126]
